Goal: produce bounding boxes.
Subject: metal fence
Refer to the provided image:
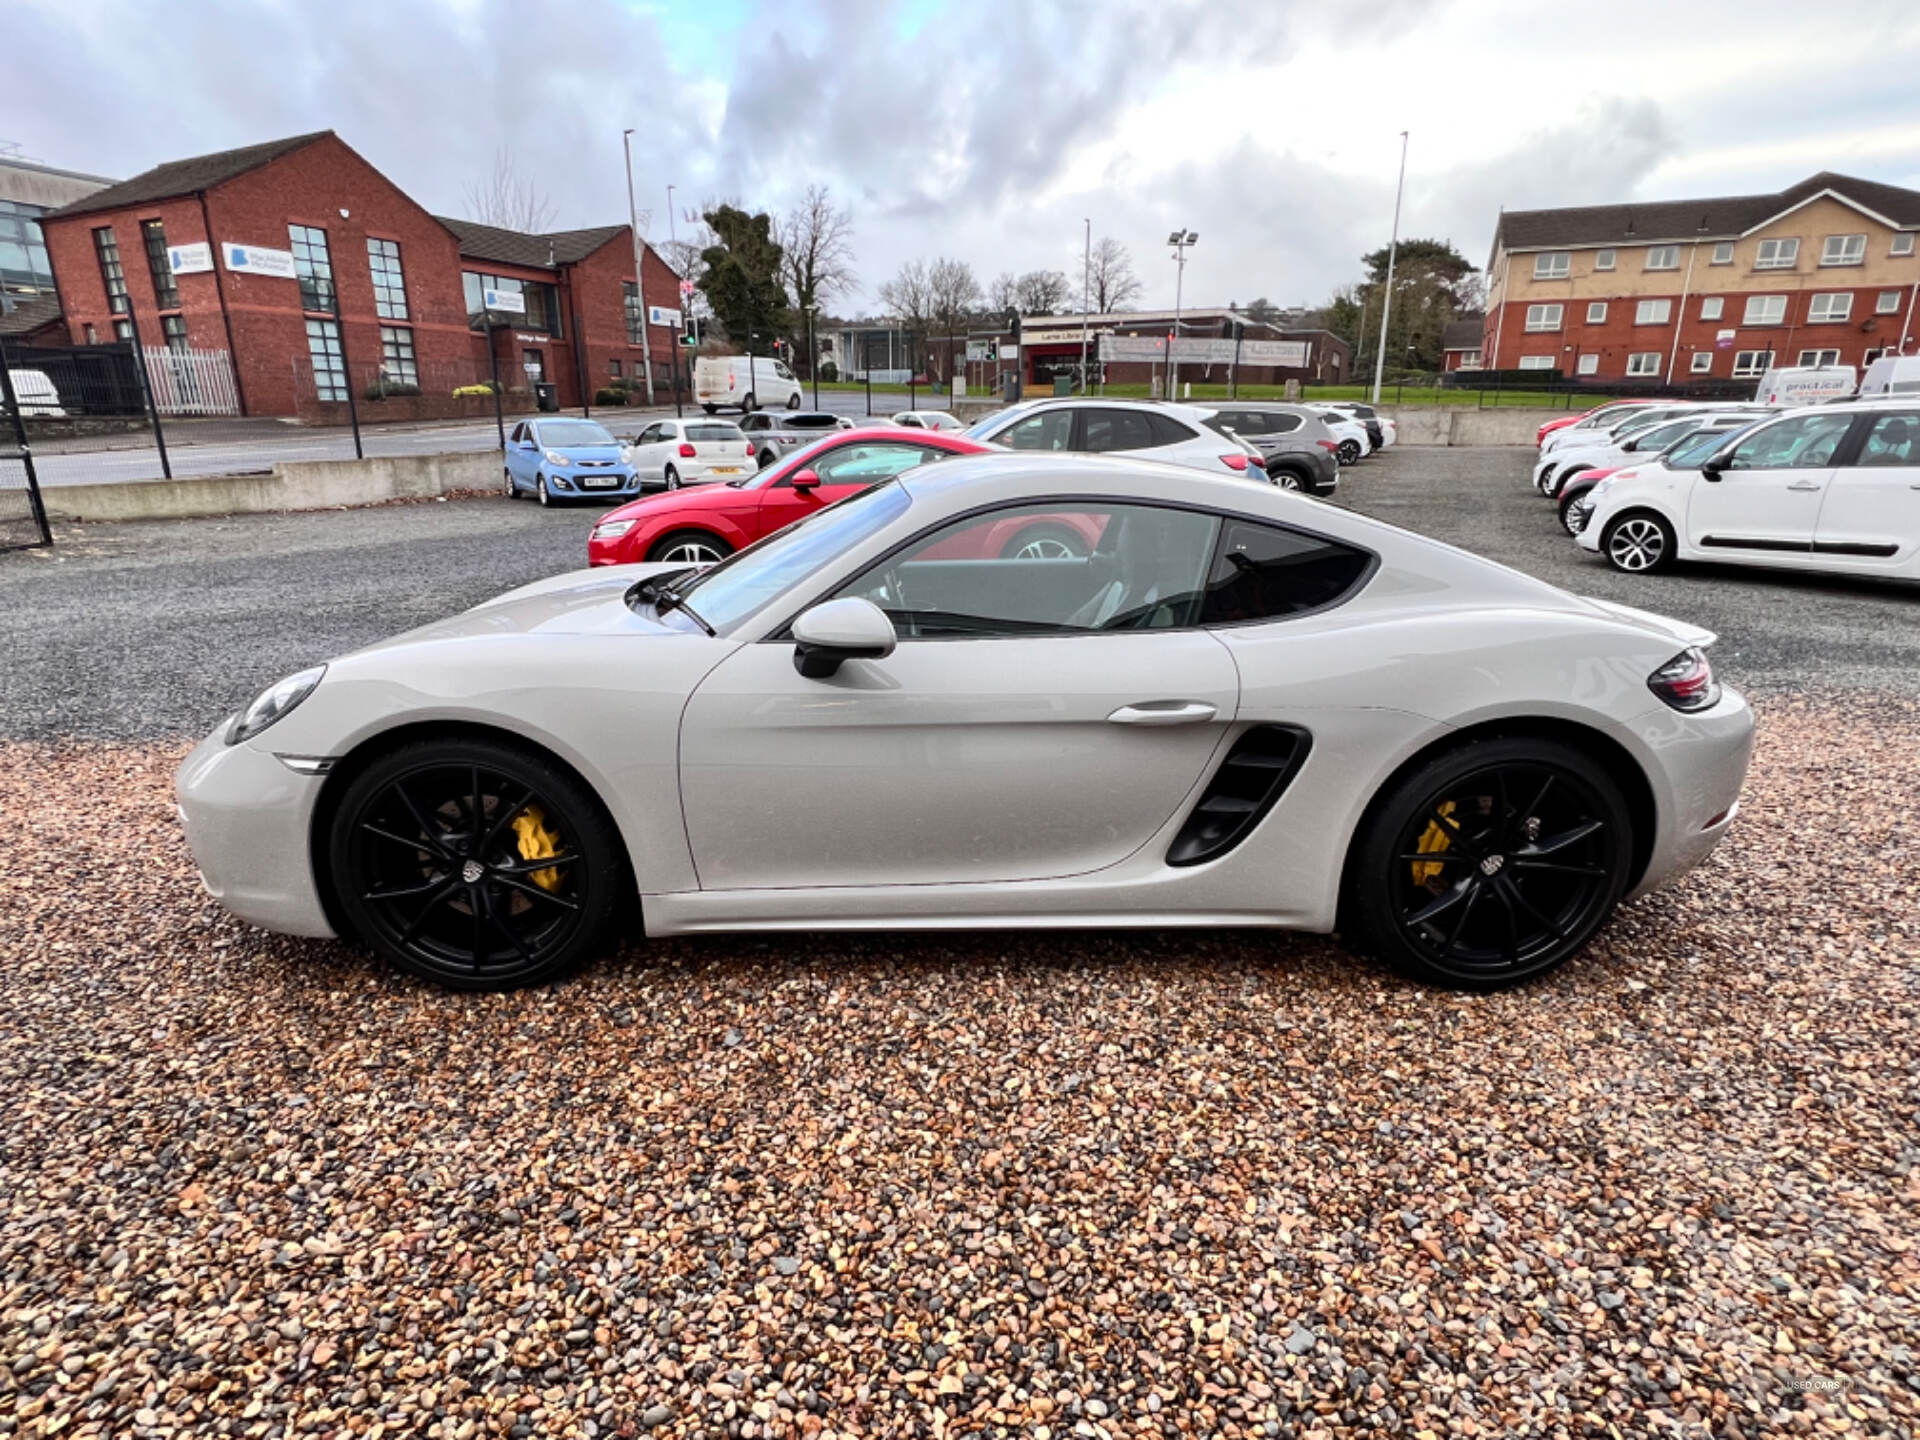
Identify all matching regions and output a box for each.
[0,345,53,551]
[144,345,241,416]
[1304,367,1764,409]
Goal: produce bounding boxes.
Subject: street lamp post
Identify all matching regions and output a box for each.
[808,305,819,409]
[1371,130,1409,406]
[665,182,685,418]
[1167,229,1197,399]
[621,128,656,407]
[1079,218,1091,394]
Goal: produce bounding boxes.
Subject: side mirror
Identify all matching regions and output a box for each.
[1700,460,1723,482]
[792,597,896,679]
[791,468,821,491]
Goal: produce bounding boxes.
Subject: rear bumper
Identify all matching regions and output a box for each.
[175,725,335,937]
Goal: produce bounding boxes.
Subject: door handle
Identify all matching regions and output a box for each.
[1108,701,1218,726]
[1786,481,1823,491]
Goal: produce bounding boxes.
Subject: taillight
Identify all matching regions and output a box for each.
[678,442,696,458]
[1219,453,1249,472]
[1648,648,1720,712]
[1316,439,1339,455]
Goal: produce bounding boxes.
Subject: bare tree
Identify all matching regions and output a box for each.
[463,147,557,234]
[926,257,982,382]
[1015,269,1072,315]
[778,185,857,313]
[987,271,1019,315]
[1087,236,1142,313]
[878,258,934,332]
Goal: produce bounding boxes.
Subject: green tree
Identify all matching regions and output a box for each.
[1335,238,1482,375]
[697,204,790,346]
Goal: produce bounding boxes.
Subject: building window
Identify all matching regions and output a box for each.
[1516,355,1556,371]
[289,224,336,313]
[1586,301,1607,323]
[1700,296,1724,321]
[1711,242,1734,265]
[1576,354,1599,376]
[1754,238,1799,270]
[367,238,408,321]
[161,315,188,352]
[83,323,98,344]
[93,226,129,314]
[113,319,133,343]
[1893,233,1916,256]
[1524,303,1563,332]
[1807,292,1852,323]
[305,317,347,401]
[1645,245,1680,271]
[623,281,646,343]
[1594,249,1615,271]
[1743,295,1787,326]
[1877,290,1903,315]
[0,199,58,295]
[463,271,561,336]
[1626,352,1661,376]
[1796,348,1840,367]
[610,359,623,378]
[1820,233,1866,267]
[1635,299,1672,325]
[379,325,418,386]
[1731,350,1770,378]
[1690,351,1713,374]
[141,219,179,310]
[1532,252,1570,280]
[523,349,546,383]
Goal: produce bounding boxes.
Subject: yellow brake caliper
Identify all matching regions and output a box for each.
[510,804,565,892]
[1411,801,1455,887]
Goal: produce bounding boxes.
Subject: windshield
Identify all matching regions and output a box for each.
[687,422,744,441]
[538,420,616,446]
[1665,421,1759,469]
[964,405,1032,440]
[678,479,912,631]
[736,432,848,490]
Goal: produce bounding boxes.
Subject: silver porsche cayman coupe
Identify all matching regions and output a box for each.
[178,454,1754,992]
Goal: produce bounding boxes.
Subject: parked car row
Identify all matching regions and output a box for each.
[1529,398,1920,583]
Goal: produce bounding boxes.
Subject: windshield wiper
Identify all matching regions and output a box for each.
[630,567,717,636]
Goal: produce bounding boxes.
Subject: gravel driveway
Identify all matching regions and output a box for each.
[3,450,1917,1437]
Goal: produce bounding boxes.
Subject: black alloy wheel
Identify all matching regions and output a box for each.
[330,738,626,990]
[1338,439,1362,466]
[1350,738,1632,988]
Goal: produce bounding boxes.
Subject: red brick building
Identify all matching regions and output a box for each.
[1482,173,1920,384]
[37,131,682,418]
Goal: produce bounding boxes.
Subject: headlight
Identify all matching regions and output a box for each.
[544,449,569,466]
[618,446,632,463]
[1592,477,1617,497]
[227,666,325,745]
[592,519,636,540]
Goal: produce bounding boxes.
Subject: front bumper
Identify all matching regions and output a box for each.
[551,468,641,499]
[1622,687,1755,901]
[175,725,335,937]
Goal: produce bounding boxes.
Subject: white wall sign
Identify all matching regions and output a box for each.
[513,332,547,345]
[1022,326,1110,345]
[1100,335,1309,367]
[221,243,298,279]
[1239,339,1310,368]
[167,242,213,276]
[482,287,527,314]
[648,305,682,327]
[1100,336,1167,361]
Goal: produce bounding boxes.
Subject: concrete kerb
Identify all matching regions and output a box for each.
[38,451,504,523]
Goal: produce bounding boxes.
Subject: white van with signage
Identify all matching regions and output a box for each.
[1858,354,1920,398]
[1753,364,1855,405]
[694,355,803,413]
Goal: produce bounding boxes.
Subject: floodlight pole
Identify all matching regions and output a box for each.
[1168,229,1196,398]
[622,129,656,406]
[1080,218,1091,393]
[1371,130,1409,406]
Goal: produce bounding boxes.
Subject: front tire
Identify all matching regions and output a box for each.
[1000,523,1089,560]
[647,530,733,565]
[1347,737,1633,989]
[328,737,628,991]
[503,467,517,499]
[757,449,777,471]
[537,475,552,507]
[1601,511,1675,574]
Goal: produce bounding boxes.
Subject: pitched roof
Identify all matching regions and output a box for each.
[43,132,333,220]
[1494,171,1920,253]
[1441,316,1486,350]
[0,294,63,336]
[435,217,630,270]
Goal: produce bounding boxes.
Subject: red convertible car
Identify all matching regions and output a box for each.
[587,427,997,567]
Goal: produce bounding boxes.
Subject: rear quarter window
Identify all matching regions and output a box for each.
[1201,519,1375,625]
[1148,413,1199,446]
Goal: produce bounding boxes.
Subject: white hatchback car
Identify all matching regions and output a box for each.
[1579,402,1920,578]
[625,418,755,490]
[965,399,1269,480]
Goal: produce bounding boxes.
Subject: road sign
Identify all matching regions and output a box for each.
[679,278,695,298]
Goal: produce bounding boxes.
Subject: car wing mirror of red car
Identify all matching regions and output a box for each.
[791,468,821,491]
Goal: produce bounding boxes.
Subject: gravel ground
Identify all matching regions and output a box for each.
[2,698,1917,1438]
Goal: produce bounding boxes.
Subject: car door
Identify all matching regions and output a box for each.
[1686,411,1858,558]
[754,440,954,538]
[505,422,540,485]
[989,407,1076,451]
[631,421,665,480]
[1813,410,1920,573]
[678,500,1240,889]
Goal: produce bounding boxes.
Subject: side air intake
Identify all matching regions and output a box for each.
[1166,724,1312,867]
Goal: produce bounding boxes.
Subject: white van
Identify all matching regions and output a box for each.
[1858,354,1920,398]
[6,368,65,417]
[1753,364,1856,406]
[693,355,803,413]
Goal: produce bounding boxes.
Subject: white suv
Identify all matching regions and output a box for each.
[1578,402,1920,578]
[965,399,1270,480]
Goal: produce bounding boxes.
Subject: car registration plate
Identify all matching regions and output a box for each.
[709,466,742,476]
[582,476,619,489]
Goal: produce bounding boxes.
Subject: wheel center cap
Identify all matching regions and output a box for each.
[1480,854,1506,877]
[461,859,485,884]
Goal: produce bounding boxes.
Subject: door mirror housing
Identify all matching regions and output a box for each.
[791,597,897,679]
[1700,459,1723,482]
[791,468,821,491]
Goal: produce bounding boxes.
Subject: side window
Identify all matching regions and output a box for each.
[1083,409,1158,452]
[1268,413,1303,435]
[1854,413,1919,467]
[1199,520,1374,626]
[1214,411,1266,437]
[995,409,1075,451]
[659,422,679,441]
[839,502,1221,637]
[1148,413,1198,447]
[1724,413,1857,470]
[635,423,661,445]
[806,442,945,486]
[509,423,527,444]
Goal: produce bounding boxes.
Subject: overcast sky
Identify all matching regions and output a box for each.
[7,0,1920,316]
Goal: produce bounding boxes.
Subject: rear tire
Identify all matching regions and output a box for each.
[757,449,777,470]
[702,404,717,415]
[786,392,801,410]
[741,392,757,413]
[1345,736,1633,989]
[1270,468,1306,492]
[664,464,681,490]
[1338,439,1362,465]
[1601,511,1676,574]
[647,530,732,565]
